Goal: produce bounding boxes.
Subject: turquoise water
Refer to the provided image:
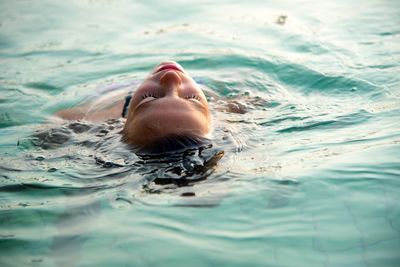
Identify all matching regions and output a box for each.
[1,0,400,266]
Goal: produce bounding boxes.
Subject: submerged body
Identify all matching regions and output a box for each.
[57,61,212,152]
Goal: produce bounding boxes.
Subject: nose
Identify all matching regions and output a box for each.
[159,71,182,97]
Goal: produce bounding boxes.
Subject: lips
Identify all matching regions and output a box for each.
[155,63,184,74]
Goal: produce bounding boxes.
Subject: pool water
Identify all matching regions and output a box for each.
[1,0,399,266]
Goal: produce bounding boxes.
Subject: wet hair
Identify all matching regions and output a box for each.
[131,134,212,156]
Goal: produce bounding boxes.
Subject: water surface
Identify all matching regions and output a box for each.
[1,0,399,266]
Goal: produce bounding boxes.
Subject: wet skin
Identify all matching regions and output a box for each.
[55,61,212,148]
[122,61,212,147]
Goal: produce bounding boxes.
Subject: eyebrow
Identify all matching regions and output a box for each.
[133,95,209,115]
[133,97,159,113]
[186,96,209,114]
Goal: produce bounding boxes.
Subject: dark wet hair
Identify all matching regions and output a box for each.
[131,134,212,156]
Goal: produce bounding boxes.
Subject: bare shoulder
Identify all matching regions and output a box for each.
[56,91,129,122]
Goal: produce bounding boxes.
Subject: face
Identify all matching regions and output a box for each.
[123,61,211,147]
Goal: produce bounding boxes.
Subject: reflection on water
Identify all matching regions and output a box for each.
[1,0,400,266]
[28,118,228,199]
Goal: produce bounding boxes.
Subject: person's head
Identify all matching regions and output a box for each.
[122,61,212,152]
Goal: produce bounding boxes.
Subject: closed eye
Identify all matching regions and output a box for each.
[136,92,159,108]
[185,95,201,101]
[142,92,159,100]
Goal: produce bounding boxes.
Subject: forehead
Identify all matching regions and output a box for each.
[131,97,210,138]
